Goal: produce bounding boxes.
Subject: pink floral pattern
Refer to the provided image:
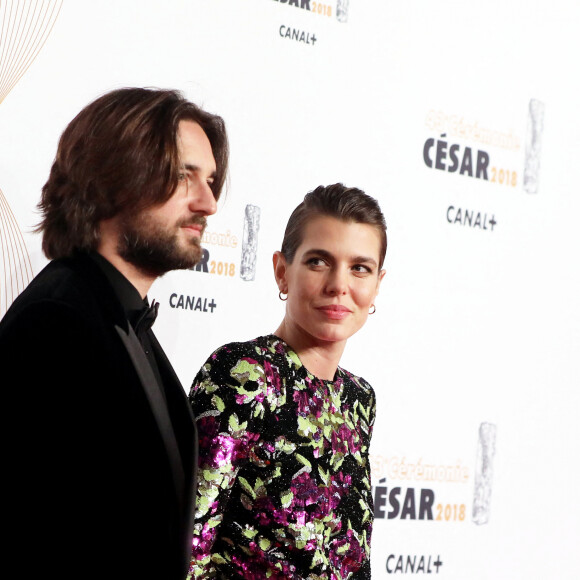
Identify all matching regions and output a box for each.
[188,335,375,579]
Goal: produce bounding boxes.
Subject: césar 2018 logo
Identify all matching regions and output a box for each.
[373,477,467,523]
[192,248,236,278]
[272,0,334,18]
[373,478,435,521]
[423,134,490,181]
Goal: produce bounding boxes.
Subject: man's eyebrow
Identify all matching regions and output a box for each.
[181,163,199,172]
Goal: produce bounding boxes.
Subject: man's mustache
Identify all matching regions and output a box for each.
[178,216,207,230]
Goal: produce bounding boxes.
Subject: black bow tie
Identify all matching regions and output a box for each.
[134,300,159,336]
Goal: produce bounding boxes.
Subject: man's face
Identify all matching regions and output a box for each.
[118,121,218,276]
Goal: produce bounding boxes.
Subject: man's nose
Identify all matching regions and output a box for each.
[189,181,217,216]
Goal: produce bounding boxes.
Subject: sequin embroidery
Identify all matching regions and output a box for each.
[189,335,376,579]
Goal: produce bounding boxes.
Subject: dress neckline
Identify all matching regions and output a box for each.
[267,333,344,384]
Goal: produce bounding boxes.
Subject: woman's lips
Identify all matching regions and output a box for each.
[316,305,352,320]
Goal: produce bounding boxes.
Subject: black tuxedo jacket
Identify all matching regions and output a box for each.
[0,253,197,579]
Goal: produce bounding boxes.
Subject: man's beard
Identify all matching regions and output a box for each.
[117,210,206,277]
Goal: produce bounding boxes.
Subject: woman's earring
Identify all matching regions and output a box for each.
[368,304,376,315]
[279,291,288,301]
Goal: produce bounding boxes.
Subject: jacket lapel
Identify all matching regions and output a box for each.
[149,332,198,530]
[114,323,185,509]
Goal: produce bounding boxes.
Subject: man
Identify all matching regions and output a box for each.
[0,88,228,579]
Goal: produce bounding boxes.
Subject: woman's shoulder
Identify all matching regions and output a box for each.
[337,366,376,398]
[191,335,293,413]
[197,334,296,377]
[205,334,287,362]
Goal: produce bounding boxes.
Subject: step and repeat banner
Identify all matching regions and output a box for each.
[1,1,579,578]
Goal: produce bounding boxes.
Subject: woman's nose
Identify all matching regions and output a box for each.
[325,268,348,295]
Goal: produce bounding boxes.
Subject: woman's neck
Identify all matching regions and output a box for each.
[274,320,346,381]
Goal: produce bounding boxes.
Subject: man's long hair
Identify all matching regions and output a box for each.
[37,87,229,259]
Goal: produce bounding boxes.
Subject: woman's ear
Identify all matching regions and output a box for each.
[273,251,288,293]
[376,268,386,294]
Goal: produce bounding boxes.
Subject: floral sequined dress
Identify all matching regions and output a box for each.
[189,335,375,579]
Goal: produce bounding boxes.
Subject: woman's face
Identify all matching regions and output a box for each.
[274,215,385,347]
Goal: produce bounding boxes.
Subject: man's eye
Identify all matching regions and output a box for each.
[307,258,325,267]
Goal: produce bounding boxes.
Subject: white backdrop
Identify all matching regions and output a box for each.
[1,1,579,578]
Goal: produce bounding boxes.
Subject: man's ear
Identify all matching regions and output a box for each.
[272,251,288,293]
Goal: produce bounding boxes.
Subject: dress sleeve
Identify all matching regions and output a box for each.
[368,387,377,434]
[187,345,263,578]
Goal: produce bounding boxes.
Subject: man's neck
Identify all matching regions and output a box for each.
[96,251,153,301]
[99,253,155,299]
[97,219,156,299]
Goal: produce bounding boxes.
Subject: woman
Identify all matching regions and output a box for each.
[189,183,387,579]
